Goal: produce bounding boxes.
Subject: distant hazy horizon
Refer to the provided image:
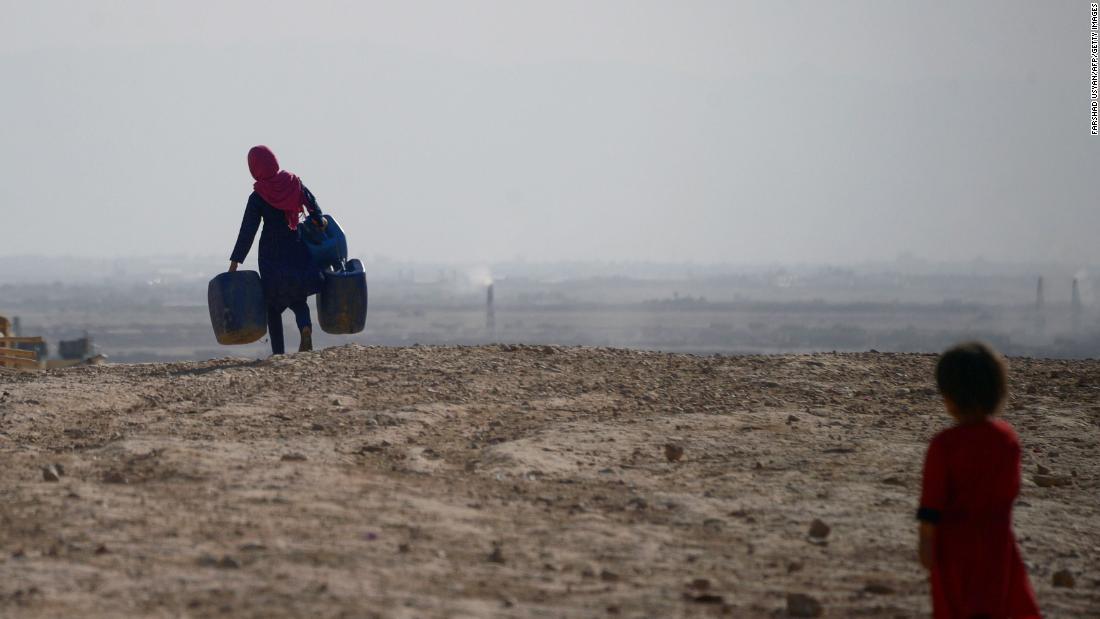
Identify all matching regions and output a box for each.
[2,1,1097,265]
[0,252,1094,285]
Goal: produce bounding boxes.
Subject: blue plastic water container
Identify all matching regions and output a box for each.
[318,259,368,334]
[208,271,267,344]
[299,215,348,271]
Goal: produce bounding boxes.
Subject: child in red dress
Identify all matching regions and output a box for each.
[917,342,1041,618]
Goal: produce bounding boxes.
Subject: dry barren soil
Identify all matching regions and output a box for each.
[1,345,1098,618]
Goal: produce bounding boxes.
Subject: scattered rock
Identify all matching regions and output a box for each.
[42,464,62,482]
[197,554,239,569]
[599,569,620,582]
[881,476,906,487]
[370,414,401,427]
[787,561,803,574]
[786,592,823,617]
[280,453,308,462]
[1052,569,1075,588]
[487,544,506,564]
[330,395,357,407]
[9,586,40,601]
[683,591,725,604]
[102,470,127,484]
[808,519,830,540]
[863,582,894,595]
[664,443,684,462]
[1033,474,1072,488]
[1036,463,1051,475]
[688,578,711,591]
[702,518,725,533]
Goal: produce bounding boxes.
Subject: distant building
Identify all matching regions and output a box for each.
[59,334,96,361]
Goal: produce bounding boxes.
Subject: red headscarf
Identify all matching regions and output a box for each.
[247,145,305,230]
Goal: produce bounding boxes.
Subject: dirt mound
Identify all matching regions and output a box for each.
[1,345,1098,617]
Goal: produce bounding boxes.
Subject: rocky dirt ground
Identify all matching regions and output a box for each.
[0,345,1097,618]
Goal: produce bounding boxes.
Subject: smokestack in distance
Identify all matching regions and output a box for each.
[1071,277,1082,332]
[486,283,496,333]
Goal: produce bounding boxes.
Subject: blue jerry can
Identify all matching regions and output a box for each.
[299,215,348,271]
[208,271,267,344]
[319,259,368,334]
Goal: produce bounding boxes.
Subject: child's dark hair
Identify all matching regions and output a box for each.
[935,341,1008,415]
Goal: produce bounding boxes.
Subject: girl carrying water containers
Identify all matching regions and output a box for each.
[228,145,327,355]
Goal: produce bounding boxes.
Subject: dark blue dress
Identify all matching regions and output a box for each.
[230,185,324,354]
[230,186,324,307]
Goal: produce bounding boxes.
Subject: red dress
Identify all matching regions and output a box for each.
[918,419,1041,619]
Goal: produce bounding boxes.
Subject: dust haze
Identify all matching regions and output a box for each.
[1,1,1097,264]
[1,255,1096,362]
[2,2,1098,361]
[4,4,1100,618]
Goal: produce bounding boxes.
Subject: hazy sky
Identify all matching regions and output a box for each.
[1,1,1096,265]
